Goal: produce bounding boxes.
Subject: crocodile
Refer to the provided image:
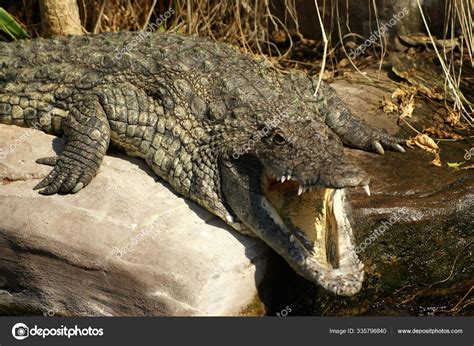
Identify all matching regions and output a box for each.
[0,32,405,296]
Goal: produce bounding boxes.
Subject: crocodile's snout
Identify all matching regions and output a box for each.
[247,116,371,192]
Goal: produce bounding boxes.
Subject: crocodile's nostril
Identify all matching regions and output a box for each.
[319,163,370,188]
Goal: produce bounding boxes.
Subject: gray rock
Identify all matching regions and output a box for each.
[0,124,272,316]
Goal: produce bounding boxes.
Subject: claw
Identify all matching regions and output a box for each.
[33,180,48,190]
[39,180,62,195]
[36,156,58,167]
[373,141,385,155]
[394,144,406,153]
[72,182,84,194]
[33,171,57,190]
[39,187,56,195]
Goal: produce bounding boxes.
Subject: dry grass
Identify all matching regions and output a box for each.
[416,0,473,125]
[78,0,158,33]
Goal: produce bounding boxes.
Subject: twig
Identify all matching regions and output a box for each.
[142,0,157,30]
[312,0,328,96]
[93,0,106,34]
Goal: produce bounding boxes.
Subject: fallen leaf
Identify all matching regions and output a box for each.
[273,30,287,43]
[338,58,350,68]
[418,86,444,100]
[389,87,418,119]
[382,95,398,113]
[398,34,432,46]
[461,164,474,170]
[446,110,460,127]
[407,134,442,167]
[398,34,459,50]
[407,47,418,56]
[433,37,459,50]
[445,109,468,129]
[344,40,358,50]
[406,134,439,153]
[423,126,463,140]
[447,161,465,168]
[400,94,415,119]
[431,152,442,167]
[321,70,335,80]
[391,88,406,99]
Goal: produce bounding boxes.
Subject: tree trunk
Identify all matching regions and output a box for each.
[39,0,83,37]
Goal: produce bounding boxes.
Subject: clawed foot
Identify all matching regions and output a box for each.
[34,154,96,195]
[340,123,406,155]
[369,133,406,155]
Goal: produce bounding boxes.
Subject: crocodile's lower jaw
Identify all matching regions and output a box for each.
[263,174,364,296]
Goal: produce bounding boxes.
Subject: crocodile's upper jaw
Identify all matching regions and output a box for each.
[220,156,364,296]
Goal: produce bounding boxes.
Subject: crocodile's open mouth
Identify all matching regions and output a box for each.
[260,170,364,296]
[220,156,365,296]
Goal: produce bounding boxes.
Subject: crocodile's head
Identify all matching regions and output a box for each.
[220,115,370,296]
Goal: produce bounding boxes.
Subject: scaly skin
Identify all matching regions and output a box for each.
[0,32,405,296]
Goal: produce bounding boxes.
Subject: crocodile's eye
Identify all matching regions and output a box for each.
[272,132,287,145]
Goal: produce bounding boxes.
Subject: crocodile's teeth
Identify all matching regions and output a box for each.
[298,186,304,196]
[281,176,286,183]
[287,175,291,181]
[225,214,234,223]
[232,222,242,231]
[363,185,371,196]
[289,234,295,243]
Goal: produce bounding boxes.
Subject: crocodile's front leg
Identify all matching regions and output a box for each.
[34,95,110,195]
[316,82,405,155]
